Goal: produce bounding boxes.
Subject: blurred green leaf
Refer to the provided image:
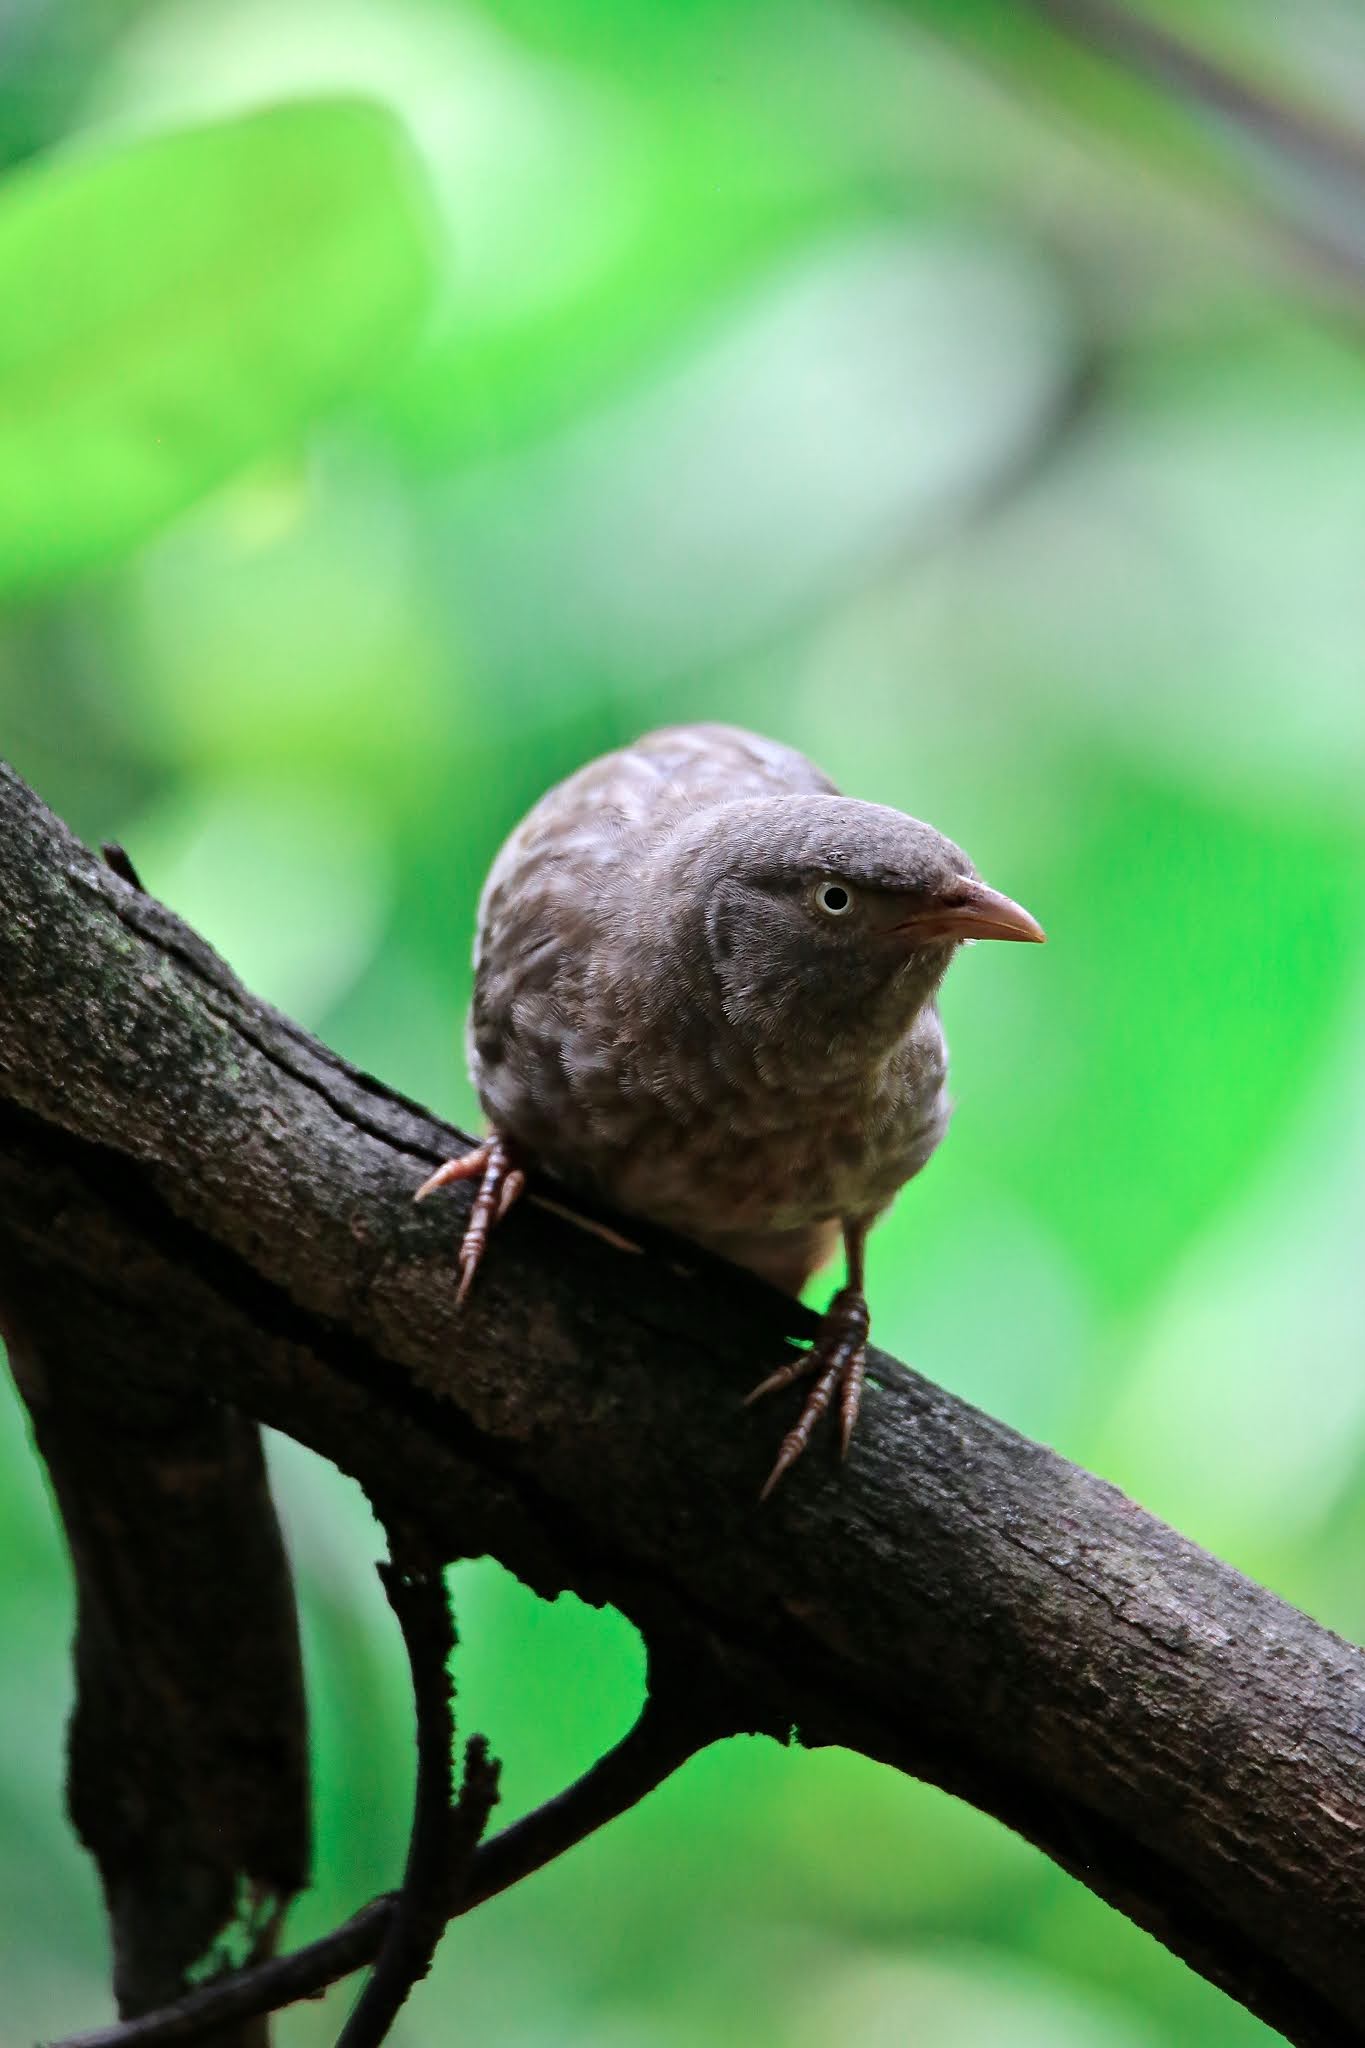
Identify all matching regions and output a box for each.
[124,774,393,1024]
[791,1947,1155,2048]
[948,754,1365,1311]
[0,96,436,599]
[375,0,881,464]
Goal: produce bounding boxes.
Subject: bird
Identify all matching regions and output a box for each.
[416,724,1044,1497]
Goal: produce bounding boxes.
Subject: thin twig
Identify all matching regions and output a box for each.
[100,842,145,892]
[44,1679,722,2048]
[335,1541,498,2048]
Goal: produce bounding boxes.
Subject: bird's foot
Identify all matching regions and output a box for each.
[746,1285,870,1500]
[414,1135,525,1305]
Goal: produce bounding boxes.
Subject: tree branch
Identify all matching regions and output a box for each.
[1,757,1362,2046]
[1,1286,309,2046]
[1030,0,1365,197]
[1013,0,1365,296]
[2,823,308,2048]
[46,1674,724,2048]
[335,1539,497,2048]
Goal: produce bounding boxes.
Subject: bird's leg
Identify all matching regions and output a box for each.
[414,1135,525,1305]
[748,1221,870,1499]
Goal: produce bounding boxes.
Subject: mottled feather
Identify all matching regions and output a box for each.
[469,725,958,1289]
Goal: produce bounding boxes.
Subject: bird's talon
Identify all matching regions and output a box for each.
[743,1351,815,1407]
[756,1289,869,1495]
[759,1416,819,1501]
[414,1142,493,1204]
[417,1135,524,1304]
[838,1349,866,1458]
[758,1448,796,1503]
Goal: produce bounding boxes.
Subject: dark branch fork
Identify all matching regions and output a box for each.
[48,1677,721,2048]
[0,758,1363,2048]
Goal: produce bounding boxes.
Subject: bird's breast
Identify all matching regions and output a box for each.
[477,992,947,1244]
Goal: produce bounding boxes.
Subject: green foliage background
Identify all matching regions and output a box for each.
[2,3,1363,2042]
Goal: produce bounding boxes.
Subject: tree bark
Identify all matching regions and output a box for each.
[0,758,1361,2047]
[4,1291,308,2048]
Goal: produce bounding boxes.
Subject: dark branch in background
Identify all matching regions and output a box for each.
[48,1669,727,2048]
[1010,0,1365,295]
[1,756,1363,2048]
[335,1535,498,2048]
[1034,0,1365,193]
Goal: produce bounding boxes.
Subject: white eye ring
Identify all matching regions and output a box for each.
[815,880,853,917]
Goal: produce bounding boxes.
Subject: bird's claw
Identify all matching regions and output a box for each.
[749,1285,870,1499]
[414,1135,525,1305]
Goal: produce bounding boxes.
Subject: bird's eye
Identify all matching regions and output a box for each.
[814,880,853,917]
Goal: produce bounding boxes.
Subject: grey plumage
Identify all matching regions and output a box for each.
[430,722,1043,1489]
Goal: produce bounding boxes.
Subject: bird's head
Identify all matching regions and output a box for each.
[658,794,1043,1067]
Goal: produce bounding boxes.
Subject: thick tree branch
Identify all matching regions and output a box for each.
[0,796,310,2046]
[1,758,1362,2046]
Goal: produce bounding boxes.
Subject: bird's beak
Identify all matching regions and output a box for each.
[894,878,1046,946]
